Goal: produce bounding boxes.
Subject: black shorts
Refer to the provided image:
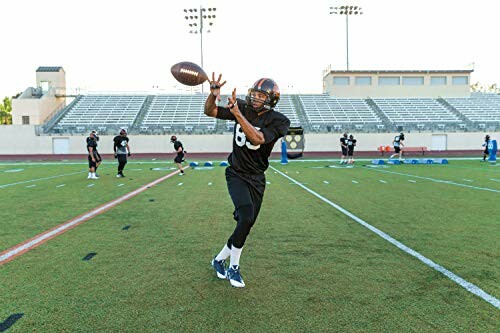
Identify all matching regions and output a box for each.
[348,149,354,156]
[341,147,348,156]
[394,146,401,153]
[174,153,185,164]
[117,154,127,164]
[88,155,97,168]
[95,152,102,163]
[484,148,489,155]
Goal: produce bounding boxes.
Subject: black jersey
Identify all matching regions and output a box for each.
[216,98,290,174]
[347,138,356,151]
[394,136,403,147]
[340,137,348,147]
[173,140,184,154]
[113,136,129,154]
[87,138,98,157]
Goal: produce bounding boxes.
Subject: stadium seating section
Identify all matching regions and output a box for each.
[45,93,500,134]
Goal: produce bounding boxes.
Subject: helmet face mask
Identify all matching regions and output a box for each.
[246,78,280,111]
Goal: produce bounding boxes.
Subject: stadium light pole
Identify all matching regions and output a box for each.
[183,7,217,93]
[330,5,363,71]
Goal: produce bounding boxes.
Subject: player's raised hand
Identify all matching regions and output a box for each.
[227,88,240,114]
[210,72,226,102]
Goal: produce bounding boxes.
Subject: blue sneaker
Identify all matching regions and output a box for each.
[211,258,227,279]
[226,265,245,288]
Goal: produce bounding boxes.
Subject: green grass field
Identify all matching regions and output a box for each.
[0,158,499,332]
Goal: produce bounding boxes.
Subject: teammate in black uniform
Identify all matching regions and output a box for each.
[482,134,491,162]
[170,135,186,175]
[86,130,102,177]
[347,134,357,164]
[86,132,100,179]
[113,129,131,178]
[389,132,405,160]
[340,133,348,164]
[205,73,290,288]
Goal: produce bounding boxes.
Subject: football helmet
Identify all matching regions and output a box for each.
[170,135,177,143]
[246,78,280,111]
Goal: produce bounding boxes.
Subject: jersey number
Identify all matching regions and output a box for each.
[235,124,261,150]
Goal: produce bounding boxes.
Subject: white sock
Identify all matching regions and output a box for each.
[215,245,231,261]
[230,246,243,267]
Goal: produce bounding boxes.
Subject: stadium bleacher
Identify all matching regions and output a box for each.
[298,94,381,130]
[44,93,500,134]
[141,94,216,132]
[56,95,147,129]
[372,98,460,124]
[445,93,500,123]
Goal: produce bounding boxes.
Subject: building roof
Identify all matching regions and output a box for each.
[36,66,65,72]
[326,69,473,76]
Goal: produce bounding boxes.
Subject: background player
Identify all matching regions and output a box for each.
[347,134,357,164]
[340,133,348,164]
[86,132,100,179]
[170,135,186,175]
[481,134,491,162]
[205,73,290,288]
[389,132,405,161]
[113,129,131,177]
[86,130,102,177]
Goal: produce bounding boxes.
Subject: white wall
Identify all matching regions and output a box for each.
[0,125,496,155]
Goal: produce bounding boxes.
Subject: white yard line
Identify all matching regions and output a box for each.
[363,167,500,193]
[270,165,500,309]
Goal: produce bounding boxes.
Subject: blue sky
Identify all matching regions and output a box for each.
[0,0,498,98]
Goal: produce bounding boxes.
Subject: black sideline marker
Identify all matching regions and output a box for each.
[0,313,24,332]
[82,252,97,261]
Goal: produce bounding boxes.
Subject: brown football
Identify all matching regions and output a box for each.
[170,61,209,86]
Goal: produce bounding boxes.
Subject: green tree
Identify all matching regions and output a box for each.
[0,96,13,124]
[471,82,500,93]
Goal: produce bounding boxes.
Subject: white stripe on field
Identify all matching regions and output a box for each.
[0,170,86,189]
[117,184,125,187]
[408,180,417,183]
[379,180,387,183]
[490,178,500,182]
[87,184,95,187]
[364,167,500,193]
[352,180,359,184]
[0,168,188,265]
[56,184,66,188]
[269,165,500,309]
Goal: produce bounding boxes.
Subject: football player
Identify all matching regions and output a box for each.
[340,133,348,164]
[205,73,290,288]
[170,135,186,175]
[482,134,491,162]
[347,134,357,164]
[86,132,100,179]
[389,132,405,161]
[113,129,131,177]
[86,130,102,177]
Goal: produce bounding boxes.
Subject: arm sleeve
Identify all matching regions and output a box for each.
[260,116,290,144]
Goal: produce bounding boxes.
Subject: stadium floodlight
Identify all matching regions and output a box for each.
[330,5,363,71]
[183,6,217,93]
